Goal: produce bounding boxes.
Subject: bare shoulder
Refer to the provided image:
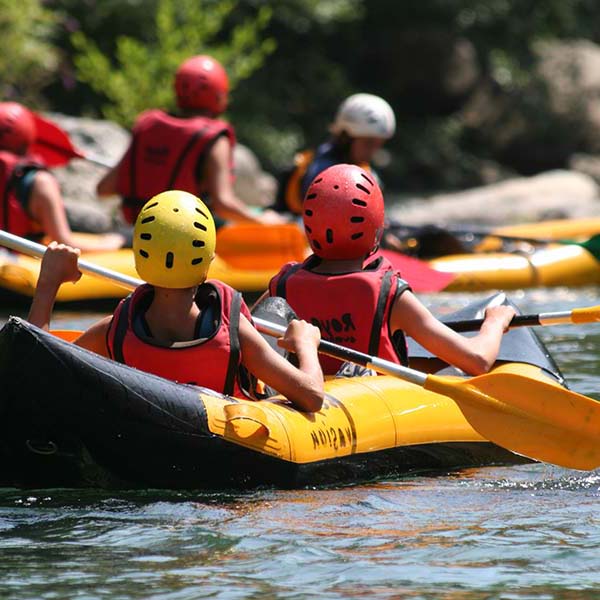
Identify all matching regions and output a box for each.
[75,315,113,357]
[31,169,59,192]
[207,134,231,161]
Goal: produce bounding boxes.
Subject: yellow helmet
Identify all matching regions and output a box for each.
[133,190,216,288]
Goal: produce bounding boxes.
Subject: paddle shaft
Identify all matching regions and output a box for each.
[253,317,427,385]
[446,305,600,332]
[387,221,561,246]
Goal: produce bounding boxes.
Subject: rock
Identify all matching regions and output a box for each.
[233,144,277,207]
[391,170,600,226]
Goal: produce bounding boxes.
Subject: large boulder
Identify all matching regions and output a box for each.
[392,170,600,226]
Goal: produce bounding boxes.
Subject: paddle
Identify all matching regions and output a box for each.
[446,305,600,332]
[256,318,600,471]
[2,229,599,471]
[30,112,114,169]
[387,221,600,258]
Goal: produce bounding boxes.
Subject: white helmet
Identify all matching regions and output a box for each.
[330,93,396,139]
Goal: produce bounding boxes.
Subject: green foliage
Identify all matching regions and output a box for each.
[0,0,58,106]
[71,0,275,126]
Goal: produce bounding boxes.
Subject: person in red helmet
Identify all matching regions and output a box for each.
[259,163,515,377]
[0,102,125,252]
[97,55,284,227]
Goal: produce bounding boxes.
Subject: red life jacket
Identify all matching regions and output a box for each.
[116,109,236,224]
[106,281,251,396]
[0,151,43,237]
[269,255,410,375]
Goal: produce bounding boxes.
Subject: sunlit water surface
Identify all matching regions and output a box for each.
[2,287,600,599]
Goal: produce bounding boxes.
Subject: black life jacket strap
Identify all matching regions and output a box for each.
[108,294,133,364]
[368,269,394,356]
[391,278,411,366]
[274,262,304,298]
[167,124,211,189]
[223,291,242,396]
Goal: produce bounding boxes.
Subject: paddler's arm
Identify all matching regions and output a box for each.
[27,242,112,356]
[28,242,82,331]
[96,164,120,197]
[203,136,285,225]
[392,290,515,375]
[239,315,324,412]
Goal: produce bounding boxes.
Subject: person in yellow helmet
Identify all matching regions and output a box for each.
[97,55,285,228]
[27,190,324,412]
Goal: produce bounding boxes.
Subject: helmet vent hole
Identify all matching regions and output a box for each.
[196,207,209,218]
[192,240,205,247]
[350,216,364,223]
[351,232,364,240]
[139,250,149,258]
[305,225,312,234]
[143,202,158,211]
[314,177,323,184]
[313,240,322,250]
[140,233,152,240]
[141,216,156,224]
[173,208,179,213]
[191,258,203,265]
[352,199,367,207]
[194,222,207,231]
[333,185,339,190]
[326,229,334,243]
[305,209,313,216]
[356,183,370,194]
[361,172,374,186]
[306,193,317,200]
[165,252,174,269]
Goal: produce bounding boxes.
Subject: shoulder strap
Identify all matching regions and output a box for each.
[108,294,133,363]
[275,262,304,298]
[223,290,242,396]
[167,123,211,188]
[367,269,394,356]
[391,277,411,366]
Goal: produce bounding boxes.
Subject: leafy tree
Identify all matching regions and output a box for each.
[0,0,58,106]
[71,0,275,126]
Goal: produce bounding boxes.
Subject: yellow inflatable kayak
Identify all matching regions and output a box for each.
[430,243,600,291]
[0,295,565,489]
[0,248,281,302]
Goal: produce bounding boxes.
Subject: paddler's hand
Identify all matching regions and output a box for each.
[277,319,321,354]
[38,242,82,287]
[483,305,516,332]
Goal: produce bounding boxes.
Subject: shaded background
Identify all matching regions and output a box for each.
[6,0,600,194]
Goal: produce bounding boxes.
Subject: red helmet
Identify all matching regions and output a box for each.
[303,164,385,260]
[0,102,36,154]
[174,55,229,115]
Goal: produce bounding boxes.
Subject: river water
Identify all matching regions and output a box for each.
[2,287,600,599]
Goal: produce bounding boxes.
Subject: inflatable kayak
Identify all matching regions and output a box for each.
[430,242,600,291]
[0,294,565,490]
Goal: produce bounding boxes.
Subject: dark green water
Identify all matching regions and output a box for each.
[2,288,600,599]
